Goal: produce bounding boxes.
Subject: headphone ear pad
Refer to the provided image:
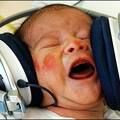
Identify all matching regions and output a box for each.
[0,33,43,106]
[90,16,120,110]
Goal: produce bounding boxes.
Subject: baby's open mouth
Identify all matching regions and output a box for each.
[69,60,95,79]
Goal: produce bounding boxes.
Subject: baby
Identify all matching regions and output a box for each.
[15,4,105,119]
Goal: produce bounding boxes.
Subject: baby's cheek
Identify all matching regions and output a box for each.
[43,54,57,71]
[33,54,59,73]
[33,59,42,72]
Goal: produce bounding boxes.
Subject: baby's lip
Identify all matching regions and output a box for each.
[68,57,95,80]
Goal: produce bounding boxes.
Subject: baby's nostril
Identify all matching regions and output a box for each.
[68,48,74,52]
[79,46,84,50]
[79,45,89,51]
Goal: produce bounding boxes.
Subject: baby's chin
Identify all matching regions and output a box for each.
[67,77,101,100]
[75,97,102,110]
[79,88,102,107]
[71,97,103,111]
[69,88,102,109]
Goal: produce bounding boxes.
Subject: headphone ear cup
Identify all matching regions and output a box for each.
[0,33,43,106]
[91,16,120,110]
[0,75,6,91]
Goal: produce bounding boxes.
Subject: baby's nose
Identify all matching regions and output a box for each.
[64,39,89,54]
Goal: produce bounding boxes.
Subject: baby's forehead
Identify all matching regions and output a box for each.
[39,7,91,19]
[24,6,92,48]
[30,7,92,31]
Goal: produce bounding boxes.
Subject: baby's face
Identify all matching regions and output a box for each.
[31,8,102,110]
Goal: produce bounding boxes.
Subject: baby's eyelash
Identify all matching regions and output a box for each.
[42,43,60,48]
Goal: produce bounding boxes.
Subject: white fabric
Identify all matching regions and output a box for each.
[104,109,120,119]
[23,107,120,119]
[23,107,73,119]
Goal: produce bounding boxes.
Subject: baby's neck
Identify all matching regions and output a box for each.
[48,102,105,119]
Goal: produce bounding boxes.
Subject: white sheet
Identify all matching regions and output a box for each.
[23,107,120,119]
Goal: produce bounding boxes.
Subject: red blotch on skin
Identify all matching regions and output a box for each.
[44,54,57,70]
[73,40,81,46]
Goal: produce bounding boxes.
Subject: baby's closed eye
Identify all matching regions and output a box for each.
[40,37,60,49]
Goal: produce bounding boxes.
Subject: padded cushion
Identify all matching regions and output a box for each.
[0,33,43,106]
[91,16,120,110]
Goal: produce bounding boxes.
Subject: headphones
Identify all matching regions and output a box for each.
[0,33,43,119]
[0,32,58,119]
[91,15,120,110]
[0,33,43,106]
[0,6,120,118]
